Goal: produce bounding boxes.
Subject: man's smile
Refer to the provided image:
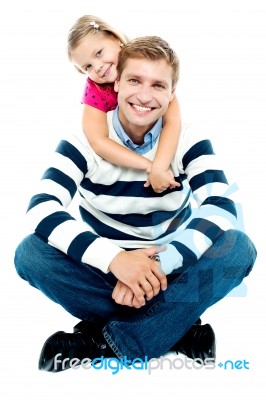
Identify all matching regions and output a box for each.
[130,103,155,112]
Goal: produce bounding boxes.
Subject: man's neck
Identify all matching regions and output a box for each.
[111,108,163,155]
[124,127,148,145]
[119,119,154,145]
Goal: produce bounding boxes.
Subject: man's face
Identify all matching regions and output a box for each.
[114,58,175,139]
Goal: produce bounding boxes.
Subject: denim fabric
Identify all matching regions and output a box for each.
[14,230,256,359]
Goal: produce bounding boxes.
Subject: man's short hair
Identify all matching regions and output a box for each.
[117,36,179,89]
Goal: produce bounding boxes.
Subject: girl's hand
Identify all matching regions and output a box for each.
[144,167,180,193]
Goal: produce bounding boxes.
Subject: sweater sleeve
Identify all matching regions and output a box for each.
[26,134,123,272]
[159,122,241,274]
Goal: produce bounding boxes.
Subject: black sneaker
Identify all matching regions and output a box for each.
[173,323,216,363]
[38,321,107,372]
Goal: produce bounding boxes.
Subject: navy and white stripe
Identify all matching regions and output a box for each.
[26,113,238,274]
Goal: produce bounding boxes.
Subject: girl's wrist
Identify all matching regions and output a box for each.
[150,163,167,173]
[144,160,152,172]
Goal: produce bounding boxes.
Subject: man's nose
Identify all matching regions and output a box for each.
[136,85,152,104]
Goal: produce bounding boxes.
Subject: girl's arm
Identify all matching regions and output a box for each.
[146,95,181,192]
[82,105,152,171]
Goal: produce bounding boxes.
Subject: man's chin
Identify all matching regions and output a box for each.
[126,109,158,127]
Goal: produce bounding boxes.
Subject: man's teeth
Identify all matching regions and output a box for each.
[132,104,152,112]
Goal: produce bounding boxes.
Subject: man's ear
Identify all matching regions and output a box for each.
[169,87,176,101]
[114,79,120,93]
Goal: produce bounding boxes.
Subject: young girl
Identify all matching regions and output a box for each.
[67,15,181,193]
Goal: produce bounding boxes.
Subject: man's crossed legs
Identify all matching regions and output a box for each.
[14,229,256,372]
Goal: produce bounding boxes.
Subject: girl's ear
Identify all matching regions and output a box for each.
[114,79,120,92]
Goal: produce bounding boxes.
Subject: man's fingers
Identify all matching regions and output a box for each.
[142,274,160,297]
[151,263,167,291]
[132,296,142,308]
[112,281,136,307]
[131,284,146,306]
[144,245,166,258]
[144,246,158,258]
[159,274,167,291]
[112,281,121,300]
[112,282,127,304]
[139,280,154,300]
[123,289,134,307]
[110,248,168,306]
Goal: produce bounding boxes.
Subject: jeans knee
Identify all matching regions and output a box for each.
[14,234,39,279]
[222,229,257,276]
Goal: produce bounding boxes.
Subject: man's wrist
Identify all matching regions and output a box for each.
[108,249,126,273]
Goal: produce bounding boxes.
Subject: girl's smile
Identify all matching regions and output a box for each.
[71,32,122,84]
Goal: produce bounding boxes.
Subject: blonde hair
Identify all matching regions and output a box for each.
[67,15,129,73]
[117,36,179,89]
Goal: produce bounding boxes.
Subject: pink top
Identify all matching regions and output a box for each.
[81,78,118,112]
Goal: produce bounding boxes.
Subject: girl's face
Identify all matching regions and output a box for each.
[71,32,122,84]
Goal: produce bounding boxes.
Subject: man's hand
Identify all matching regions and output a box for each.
[112,280,143,308]
[108,246,167,306]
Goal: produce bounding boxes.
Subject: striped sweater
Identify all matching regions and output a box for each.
[26,111,239,275]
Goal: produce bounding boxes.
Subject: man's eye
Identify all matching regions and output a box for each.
[154,83,165,89]
[129,79,139,84]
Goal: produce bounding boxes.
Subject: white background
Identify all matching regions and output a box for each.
[0,0,265,398]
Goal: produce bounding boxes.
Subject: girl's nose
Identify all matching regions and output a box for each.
[95,61,103,74]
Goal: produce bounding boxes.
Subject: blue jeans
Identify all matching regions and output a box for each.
[14,230,256,359]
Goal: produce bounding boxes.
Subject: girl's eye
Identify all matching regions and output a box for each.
[86,64,92,71]
[96,49,102,57]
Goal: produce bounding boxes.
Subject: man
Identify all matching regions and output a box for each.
[14,36,256,372]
